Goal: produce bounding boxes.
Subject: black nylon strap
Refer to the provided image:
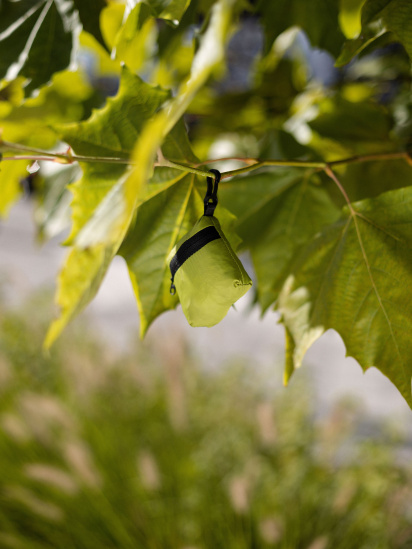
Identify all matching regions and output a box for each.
[170,225,221,282]
[204,169,221,216]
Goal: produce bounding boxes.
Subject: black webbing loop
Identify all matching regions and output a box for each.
[204,169,221,216]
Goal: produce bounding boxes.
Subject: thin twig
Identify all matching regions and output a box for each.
[221,159,326,179]
[2,155,69,163]
[196,157,258,166]
[330,151,410,168]
[1,136,411,182]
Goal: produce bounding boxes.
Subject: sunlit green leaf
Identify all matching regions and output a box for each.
[284,325,296,385]
[61,67,169,244]
[100,2,125,50]
[113,3,157,73]
[0,70,93,150]
[339,0,366,39]
[127,0,191,23]
[278,186,412,407]
[121,0,237,200]
[46,68,171,346]
[0,159,27,217]
[44,244,114,348]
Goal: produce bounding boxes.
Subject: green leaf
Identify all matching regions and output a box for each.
[0,1,44,77]
[72,0,107,48]
[0,70,94,150]
[44,244,115,349]
[0,0,76,94]
[362,0,393,24]
[336,159,412,203]
[309,97,395,156]
[0,159,27,217]
[61,67,170,244]
[339,0,366,39]
[371,0,412,59]
[119,171,203,336]
[120,0,237,189]
[113,3,156,72]
[0,0,107,94]
[187,57,301,139]
[46,68,170,346]
[335,29,387,67]
[219,170,340,311]
[278,186,412,407]
[283,326,296,386]
[257,0,345,57]
[127,0,191,23]
[337,0,412,65]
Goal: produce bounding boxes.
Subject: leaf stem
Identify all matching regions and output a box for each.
[324,164,355,213]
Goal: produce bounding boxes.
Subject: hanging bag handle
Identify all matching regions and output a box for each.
[204,169,221,216]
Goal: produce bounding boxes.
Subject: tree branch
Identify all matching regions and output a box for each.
[1,136,411,183]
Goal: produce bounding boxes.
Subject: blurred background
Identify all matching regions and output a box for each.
[2,202,412,548]
[2,3,412,547]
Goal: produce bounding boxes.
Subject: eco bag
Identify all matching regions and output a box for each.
[168,170,252,327]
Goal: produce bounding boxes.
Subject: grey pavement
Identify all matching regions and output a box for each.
[1,199,411,422]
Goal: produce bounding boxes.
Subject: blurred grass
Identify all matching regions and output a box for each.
[0,294,412,548]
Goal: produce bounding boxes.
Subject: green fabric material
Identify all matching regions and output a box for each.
[168,215,252,327]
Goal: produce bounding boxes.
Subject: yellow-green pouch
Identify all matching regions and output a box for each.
[168,215,252,327]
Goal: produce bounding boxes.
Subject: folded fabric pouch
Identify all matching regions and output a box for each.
[168,215,252,327]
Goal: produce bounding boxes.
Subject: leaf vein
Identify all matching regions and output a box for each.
[352,213,408,388]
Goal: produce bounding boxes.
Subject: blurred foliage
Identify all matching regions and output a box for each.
[0,0,107,95]
[2,1,412,404]
[1,296,412,547]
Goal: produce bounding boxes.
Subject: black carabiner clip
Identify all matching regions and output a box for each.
[204,169,221,216]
